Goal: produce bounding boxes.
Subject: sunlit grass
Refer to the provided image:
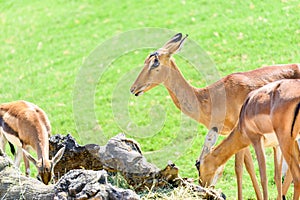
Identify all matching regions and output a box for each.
[1,0,299,198]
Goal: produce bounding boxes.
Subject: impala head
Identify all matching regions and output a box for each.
[130,33,188,96]
[197,158,225,188]
[195,127,224,187]
[23,146,65,185]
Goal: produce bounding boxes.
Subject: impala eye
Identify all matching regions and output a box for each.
[151,58,160,68]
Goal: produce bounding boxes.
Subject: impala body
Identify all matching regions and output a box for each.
[0,100,65,184]
[130,33,300,199]
[199,79,300,200]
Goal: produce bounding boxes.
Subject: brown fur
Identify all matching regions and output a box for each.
[0,100,64,185]
[130,33,300,199]
[130,34,300,133]
[199,79,300,200]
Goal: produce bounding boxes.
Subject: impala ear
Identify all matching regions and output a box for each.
[52,146,65,166]
[159,33,188,55]
[198,127,218,163]
[22,148,38,167]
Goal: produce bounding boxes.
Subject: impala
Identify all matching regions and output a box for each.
[130,32,300,199]
[0,100,65,184]
[201,125,294,199]
[198,79,300,199]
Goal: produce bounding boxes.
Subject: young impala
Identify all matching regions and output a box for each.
[130,33,300,199]
[198,79,300,200]
[0,100,65,184]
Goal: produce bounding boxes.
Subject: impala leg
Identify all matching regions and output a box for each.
[291,148,300,200]
[273,146,283,200]
[22,146,30,176]
[235,150,244,200]
[0,132,7,152]
[277,134,300,200]
[294,183,300,199]
[282,168,292,198]
[243,147,263,200]
[14,146,23,167]
[292,139,300,200]
[252,137,268,200]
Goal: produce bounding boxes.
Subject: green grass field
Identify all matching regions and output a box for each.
[1,0,299,199]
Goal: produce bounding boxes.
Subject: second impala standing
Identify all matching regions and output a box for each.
[198,79,300,200]
[130,33,300,199]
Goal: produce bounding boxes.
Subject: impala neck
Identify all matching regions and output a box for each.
[163,59,210,126]
[205,128,250,167]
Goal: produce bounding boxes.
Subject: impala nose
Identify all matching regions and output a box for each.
[130,86,136,94]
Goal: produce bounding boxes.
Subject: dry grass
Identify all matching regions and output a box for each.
[140,185,224,200]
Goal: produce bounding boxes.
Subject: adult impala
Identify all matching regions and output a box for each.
[200,124,293,199]
[198,79,300,200]
[0,100,65,184]
[130,33,300,198]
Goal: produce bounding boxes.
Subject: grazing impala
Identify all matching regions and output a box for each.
[130,33,300,199]
[0,100,65,184]
[201,125,294,199]
[198,79,300,200]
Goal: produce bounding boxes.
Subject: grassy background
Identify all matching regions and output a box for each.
[1,0,299,199]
